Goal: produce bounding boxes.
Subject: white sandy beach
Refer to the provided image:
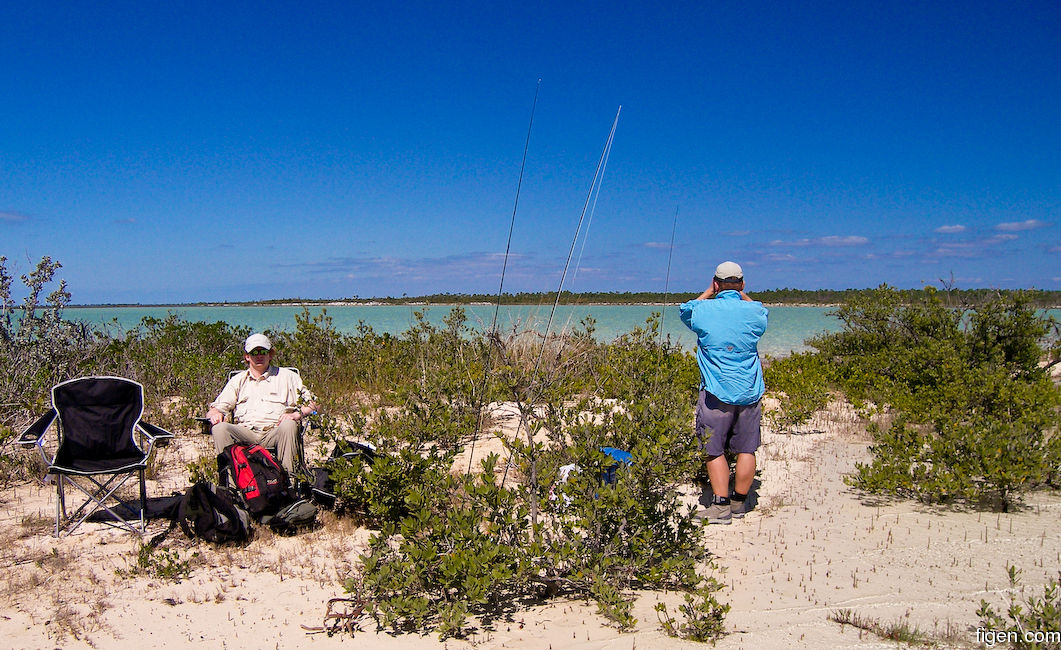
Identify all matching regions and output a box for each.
[1,400,1058,649]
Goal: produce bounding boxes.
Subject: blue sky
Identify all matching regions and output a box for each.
[2,1,1059,304]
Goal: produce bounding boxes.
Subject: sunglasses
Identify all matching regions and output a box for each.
[248,348,271,356]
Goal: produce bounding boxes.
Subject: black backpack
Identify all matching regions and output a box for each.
[178,482,251,544]
[267,498,319,534]
[219,444,293,517]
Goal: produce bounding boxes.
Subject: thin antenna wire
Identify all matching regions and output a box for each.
[466,79,541,473]
[547,116,618,377]
[658,206,679,347]
[537,105,621,357]
[500,106,621,488]
[568,115,618,291]
[650,206,679,398]
[547,106,620,380]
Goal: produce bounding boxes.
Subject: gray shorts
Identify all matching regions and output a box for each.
[695,390,762,457]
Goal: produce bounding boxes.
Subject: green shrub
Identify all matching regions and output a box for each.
[355,454,530,638]
[977,565,1060,649]
[186,453,219,485]
[0,256,106,428]
[328,438,454,527]
[812,286,1061,510]
[763,352,832,432]
[656,575,730,643]
[118,543,198,582]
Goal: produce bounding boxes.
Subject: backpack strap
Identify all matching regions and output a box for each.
[145,490,185,548]
[177,483,204,540]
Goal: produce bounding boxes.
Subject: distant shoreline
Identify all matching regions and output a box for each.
[64,301,844,307]
[58,288,1061,310]
[63,300,843,309]
[63,296,1061,310]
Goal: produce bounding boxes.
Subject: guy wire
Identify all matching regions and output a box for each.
[659,205,678,348]
[567,113,618,294]
[547,107,620,382]
[500,105,621,489]
[536,105,621,368]
[651,205,679,397]
[467,79,541,474]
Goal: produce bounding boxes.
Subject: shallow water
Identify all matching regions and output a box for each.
[64,303,843,357]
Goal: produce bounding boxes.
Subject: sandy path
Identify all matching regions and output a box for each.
[1,404,1058,649]
[712,429,1060,648]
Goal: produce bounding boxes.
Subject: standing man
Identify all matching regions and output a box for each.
[680,261,768,524]
[206,333,318,474]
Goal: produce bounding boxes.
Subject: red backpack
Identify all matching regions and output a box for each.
[219,444,293,517]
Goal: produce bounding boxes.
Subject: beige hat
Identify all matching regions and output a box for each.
[244,333,273,353]
[714,261,744,281]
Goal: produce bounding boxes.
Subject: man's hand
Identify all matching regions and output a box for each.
[206,408,226,426]
[279,401,318,426]
[696,287,716,300]
[278,410,302,425]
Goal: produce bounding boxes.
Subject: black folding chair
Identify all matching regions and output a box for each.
[19,376,173,537]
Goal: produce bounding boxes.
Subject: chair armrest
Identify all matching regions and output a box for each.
[139,421,174,441]
[194,416,213,435]
[18,409,57,446]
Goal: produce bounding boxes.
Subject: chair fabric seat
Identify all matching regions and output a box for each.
[48,455,148,475]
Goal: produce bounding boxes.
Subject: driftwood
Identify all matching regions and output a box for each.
[301,597,367,636]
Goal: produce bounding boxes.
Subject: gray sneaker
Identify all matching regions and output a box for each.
[697,502,731,525]
[730,498,748,519]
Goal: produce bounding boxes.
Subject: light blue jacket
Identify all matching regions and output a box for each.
[679,291,768,405]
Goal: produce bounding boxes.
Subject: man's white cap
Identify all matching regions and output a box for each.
[244,333,273,352]
[714,261,744,281]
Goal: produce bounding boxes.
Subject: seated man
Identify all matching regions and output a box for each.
[206,333,318,474]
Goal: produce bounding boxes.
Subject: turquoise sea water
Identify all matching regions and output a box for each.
[64,304,842,357]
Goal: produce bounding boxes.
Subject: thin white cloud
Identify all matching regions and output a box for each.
[995,219,1050,231]
[1050,245,1061,253]
[113,218,136,224]
[932,233,1020,258]
[770,235,868,247]
[301,251,517,284]
[819,235,869,246]
[934,224,966,234]
[0,211,29,223]
[643,241,672,249]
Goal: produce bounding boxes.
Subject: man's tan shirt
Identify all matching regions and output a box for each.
[209,366,316,431]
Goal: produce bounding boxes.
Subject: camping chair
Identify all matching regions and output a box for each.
[195,368,312,483]
[19,376,173,537]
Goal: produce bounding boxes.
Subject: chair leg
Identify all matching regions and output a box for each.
[55,476,69,538]
[56,473,146,537]
[139,469,147,533]
[54,480,61,538]
[295,432,308,477]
